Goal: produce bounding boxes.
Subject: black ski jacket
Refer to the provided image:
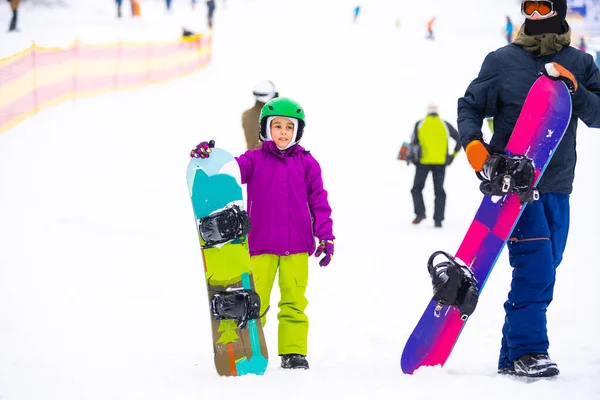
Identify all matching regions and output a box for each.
[458,44,600,194]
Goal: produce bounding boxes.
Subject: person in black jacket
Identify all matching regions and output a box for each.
[458,0,600,378]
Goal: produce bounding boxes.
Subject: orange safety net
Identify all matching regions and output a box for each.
[0,34,212,134]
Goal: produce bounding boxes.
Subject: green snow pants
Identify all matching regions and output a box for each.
[251,253,309,356]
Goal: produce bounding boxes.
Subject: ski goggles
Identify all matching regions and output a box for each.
[521,1,555,18]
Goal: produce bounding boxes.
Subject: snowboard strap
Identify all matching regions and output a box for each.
[211,288,265,329]
[427,251,480,321]
[476,154,539,204]
[198,205,251,248]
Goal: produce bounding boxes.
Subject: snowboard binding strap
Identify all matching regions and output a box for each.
[476,154,539,204]
[211,288,266,329]
[427,251,480,321]
[198,205,251,248]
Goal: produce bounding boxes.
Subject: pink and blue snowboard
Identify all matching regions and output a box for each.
[401,75,572,374]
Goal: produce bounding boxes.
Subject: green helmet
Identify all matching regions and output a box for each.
[259,97,306,143]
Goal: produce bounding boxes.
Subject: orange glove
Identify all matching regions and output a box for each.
[465,140,490,172]
[544,62,578,93]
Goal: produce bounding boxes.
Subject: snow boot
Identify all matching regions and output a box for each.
[412,215,426,224]
[281,354,309,370]
[514,354,559,377]
[499,354,559,378]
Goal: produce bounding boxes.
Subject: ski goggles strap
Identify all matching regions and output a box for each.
[521,1,555,18]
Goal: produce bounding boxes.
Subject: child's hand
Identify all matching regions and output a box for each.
[315,240,334,267]
[191,140,215,159]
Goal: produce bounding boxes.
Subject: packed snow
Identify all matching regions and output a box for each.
[1,1,599,399]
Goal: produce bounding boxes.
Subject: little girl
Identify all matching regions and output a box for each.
[191,97,335,370]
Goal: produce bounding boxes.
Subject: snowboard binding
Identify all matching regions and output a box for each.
[198,205,251,248]
[477,154,539,204]
[211,288,263,329]
[427,251,479,321]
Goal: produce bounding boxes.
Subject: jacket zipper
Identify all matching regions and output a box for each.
[307,202,314,237]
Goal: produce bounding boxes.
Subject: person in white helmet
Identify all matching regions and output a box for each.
[242,81,278,150]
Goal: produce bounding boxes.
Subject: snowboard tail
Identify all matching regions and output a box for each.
[401,76,572,374]
[187,149,268,376]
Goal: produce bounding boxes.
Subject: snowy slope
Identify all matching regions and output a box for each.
[1,1,599,399]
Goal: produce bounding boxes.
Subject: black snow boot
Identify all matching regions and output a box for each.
[412,215,426,224]
[502,354,559,378]
[281,354,309,370]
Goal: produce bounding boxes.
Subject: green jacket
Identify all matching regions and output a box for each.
[411,115,461,165]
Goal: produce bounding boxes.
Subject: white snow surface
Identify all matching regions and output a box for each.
[1,1,599,399]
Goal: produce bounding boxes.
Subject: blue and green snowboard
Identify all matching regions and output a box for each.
[186,147,268,376]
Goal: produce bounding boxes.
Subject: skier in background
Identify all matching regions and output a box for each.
[165,0,172,12]
[206,0,216,29]
[408,103,460,228]
[242,81,278,150]
[8,0,20,32]
[191,97,335,371]
[505,15,514,44]
[353,4,361,23]
[426,17,436,40]
[116,0,123,18]
[578,36,587,52]
[458,0,600,378]
[115,0,138,18]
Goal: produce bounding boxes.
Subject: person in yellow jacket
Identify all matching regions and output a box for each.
[241,81,278,150]
[409,104,461,227]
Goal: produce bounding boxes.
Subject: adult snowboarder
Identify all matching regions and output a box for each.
[409,103,460,228]
[458,0,600,378]
[242,81,278,150]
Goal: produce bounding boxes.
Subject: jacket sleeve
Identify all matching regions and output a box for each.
[457,51,500,148]
[410,121,421,145]
[445,121,461,153]
[305,154,334,241]
[572,57,600,128]
[235,150,255,185]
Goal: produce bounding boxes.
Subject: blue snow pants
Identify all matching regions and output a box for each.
[498,193,570,369]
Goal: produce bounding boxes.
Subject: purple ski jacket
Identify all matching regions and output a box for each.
[235,141,334,257]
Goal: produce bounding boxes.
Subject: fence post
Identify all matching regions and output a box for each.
[115,40,122,90]
[72,40,79,100]
[146,41,151,84]
[31,42,38,114]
